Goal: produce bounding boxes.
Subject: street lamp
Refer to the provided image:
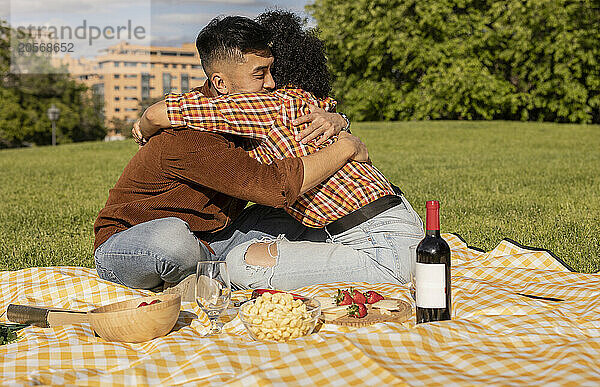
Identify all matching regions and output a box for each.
[47,104,60,146]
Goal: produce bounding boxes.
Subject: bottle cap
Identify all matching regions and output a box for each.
[425,200,440,231]
[426,200,440,210]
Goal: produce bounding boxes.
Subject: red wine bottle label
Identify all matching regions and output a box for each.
[415,263,446,308]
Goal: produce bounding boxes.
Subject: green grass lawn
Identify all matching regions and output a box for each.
[1,121,598,272]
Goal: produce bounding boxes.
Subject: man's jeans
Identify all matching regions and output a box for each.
[94,204,326,290]
[94,197,424,291]
[225,196,425,290]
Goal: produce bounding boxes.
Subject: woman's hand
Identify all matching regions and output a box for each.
[293,104,348,145]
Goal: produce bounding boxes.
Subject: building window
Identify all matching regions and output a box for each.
[115,97,120,101]
[115,108,120,112]
[192,64,202,69]
[125,62,137,67]
[114,74,120,79]
[114,61,120,67]
[124,74,137,78]
[141,63,148,67]
[125,108,138,112]
[163,64,168,68]
[114,86,120,90]
[91,83,104,97]
[181,73,189,92]
[171,64,177,68]
[124,86,137,90]
[141,73,150,100]
[163,73,172,95]
[180,52,194,57]
[124,97,138,101]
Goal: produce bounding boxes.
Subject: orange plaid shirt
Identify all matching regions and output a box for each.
[165,88,395,228]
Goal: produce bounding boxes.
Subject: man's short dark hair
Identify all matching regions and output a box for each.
[196,16,273,76]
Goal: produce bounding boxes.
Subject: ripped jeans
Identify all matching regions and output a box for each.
[225,196,424,291]
[94,204,326,290]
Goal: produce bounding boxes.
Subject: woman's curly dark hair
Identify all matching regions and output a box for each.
[256,10,331,99]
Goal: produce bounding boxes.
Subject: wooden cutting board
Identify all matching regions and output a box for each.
[321,298,412,327]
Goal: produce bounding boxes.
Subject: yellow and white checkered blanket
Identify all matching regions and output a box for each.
[2,234,599,385]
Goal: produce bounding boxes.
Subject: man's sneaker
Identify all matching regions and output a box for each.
[163,274,195,302]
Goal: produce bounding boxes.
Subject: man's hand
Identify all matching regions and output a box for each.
[293,104,348,145]
[338,131,370,163]
[299,131,369,193]
[132,120,147,146]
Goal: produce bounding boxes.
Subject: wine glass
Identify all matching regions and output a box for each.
[195,261,231,335]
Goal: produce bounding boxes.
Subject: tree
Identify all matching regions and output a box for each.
[107,117,132,138]
[307,0,600,123]
[0,20,105,148]
[138,96,164,114]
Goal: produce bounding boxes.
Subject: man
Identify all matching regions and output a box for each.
[94,16,361,295]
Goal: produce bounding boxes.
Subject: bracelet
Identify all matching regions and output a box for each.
[338,112,351,133]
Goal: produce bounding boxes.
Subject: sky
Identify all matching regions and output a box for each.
[1,0,314,58]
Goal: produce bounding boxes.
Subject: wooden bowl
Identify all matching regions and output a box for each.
[89,294,181,343]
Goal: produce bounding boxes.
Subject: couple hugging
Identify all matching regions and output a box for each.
[93,11,424,301]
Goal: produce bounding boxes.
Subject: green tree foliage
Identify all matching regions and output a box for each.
[307,0,600,123]
[138,96,163,114]
[0,20,105,148]
[107,117,133,138]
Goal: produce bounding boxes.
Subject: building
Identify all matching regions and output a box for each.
[59,41,207,133]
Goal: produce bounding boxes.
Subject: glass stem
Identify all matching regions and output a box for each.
[209,317,221,334]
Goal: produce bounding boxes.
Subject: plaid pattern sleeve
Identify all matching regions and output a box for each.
[165,92,188,127]
[164,91,281,140]
[164,88,395,227]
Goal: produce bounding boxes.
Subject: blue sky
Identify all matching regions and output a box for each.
[2,0,314,58]
[150,0,314,47]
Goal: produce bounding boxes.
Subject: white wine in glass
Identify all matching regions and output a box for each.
[195,261,231,335]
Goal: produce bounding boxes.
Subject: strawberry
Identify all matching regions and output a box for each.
[336,289,353,306]
[138,300,161,308]
[348,303,367,318]
[365,291,385,304]
[351,288,367,304]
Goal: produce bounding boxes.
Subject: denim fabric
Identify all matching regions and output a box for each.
[225,196,425,291]
[94,217,208,289]
[94,205,325,290]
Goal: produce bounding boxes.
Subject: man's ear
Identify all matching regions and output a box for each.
[210,72,228,95]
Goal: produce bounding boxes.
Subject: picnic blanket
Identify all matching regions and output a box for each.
[1,234,600,386]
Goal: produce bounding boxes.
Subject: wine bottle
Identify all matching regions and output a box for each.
[415,200,451,324]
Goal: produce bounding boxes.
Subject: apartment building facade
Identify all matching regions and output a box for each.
[60,41,207,129]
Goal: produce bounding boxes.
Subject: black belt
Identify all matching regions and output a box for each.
[326,194,404,236]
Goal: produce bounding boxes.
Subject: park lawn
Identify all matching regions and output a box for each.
[0,121,598,272]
